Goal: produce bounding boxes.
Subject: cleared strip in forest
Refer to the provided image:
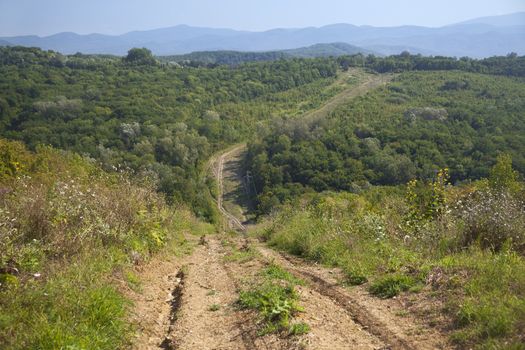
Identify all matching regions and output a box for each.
[300,70,394,125]
[216,145,247,232]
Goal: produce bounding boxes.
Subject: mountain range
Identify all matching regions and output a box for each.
[1,12,524,58]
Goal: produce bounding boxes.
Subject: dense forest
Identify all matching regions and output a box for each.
[160,43,371,67]
[1,47,524,219]
[246,70,525,213]
[0,46,340,220]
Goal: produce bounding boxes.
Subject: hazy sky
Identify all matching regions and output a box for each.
[0,0,524,36]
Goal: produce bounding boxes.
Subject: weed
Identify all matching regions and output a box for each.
[288,322,310,336]
[369,273,417,298]
[238,263,307,336]
[208,304,221,312]
[262,263,304,285]
[342,265,368,286]
[239,283,302,335]
[124,270,142,292]
[224,246,258,263]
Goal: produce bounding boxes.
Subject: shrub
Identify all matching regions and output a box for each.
[456,189,525,252]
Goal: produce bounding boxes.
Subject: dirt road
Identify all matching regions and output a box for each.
[127,70,450,349]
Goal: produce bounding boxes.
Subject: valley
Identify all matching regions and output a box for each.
[0,44,524,350]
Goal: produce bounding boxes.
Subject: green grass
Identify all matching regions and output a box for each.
[0,252,131,350]
[369,273,417,299]
[238,264,308,336]
[441,248,525,349]
[124,271,142,292]
[288,322,310,336]
[223,244,259,263]
[262,263,305,285]
[0,140,199,349]
[258,187,525,349]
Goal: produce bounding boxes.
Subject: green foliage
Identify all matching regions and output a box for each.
[442,248,525,349]
[0,139,32,179]
[123,48,157,65]
[262,263,304,285]
[238,264,306,336]
[1,253,131,350]
[246,71,525,213]
[223,246,258,263]
[405,168,449,231]
[489,154,521,193]
[258,168,525,348]
[0,46,339,219]
[369,274,417,298]
[288,322,310,336]
[0,139,194,349]
[337,52,525,77]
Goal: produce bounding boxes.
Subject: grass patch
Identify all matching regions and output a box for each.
[208,304,221,312]
[238,263,308,336]
[259,190,525,348]
[369,273,417,299]
[0,252,131,350]
[262,263,305,285]
[124,271,142,292]
[239,283,302,335]
[0,141,197,349]
[223,246,258,263]
[288,322,310,336]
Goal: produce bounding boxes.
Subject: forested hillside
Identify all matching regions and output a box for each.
[160,43,372,66]
[0,46,339,220]
[246,70,525,212]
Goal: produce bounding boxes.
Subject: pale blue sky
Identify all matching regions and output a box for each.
[0,0,524,36]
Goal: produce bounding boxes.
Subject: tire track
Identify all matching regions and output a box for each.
[256,245,450,350]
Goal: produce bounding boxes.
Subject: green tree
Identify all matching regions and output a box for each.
[123,48,157,65]
[489,154,521,193]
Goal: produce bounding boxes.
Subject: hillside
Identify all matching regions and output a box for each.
[455,11,525,27]
[0,139,208,348]
[1,13,524,57]
[161,43,373,66]
[245,71,525,211]
[1,45,525,349]
[0,46,342,221]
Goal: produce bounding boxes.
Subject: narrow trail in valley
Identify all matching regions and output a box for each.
[214,70,394,233]
[211,70,451,350]
[127,70,448,350]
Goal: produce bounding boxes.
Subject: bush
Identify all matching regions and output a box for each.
[456,189,525,252]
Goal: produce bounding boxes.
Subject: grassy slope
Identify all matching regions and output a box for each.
[257,175,525,349]
[0,139,211,349]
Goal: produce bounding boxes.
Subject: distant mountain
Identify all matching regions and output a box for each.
[455,12,525,27]
[162,43,374,65]
[283,42,374,57]
[1,13,524,58]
